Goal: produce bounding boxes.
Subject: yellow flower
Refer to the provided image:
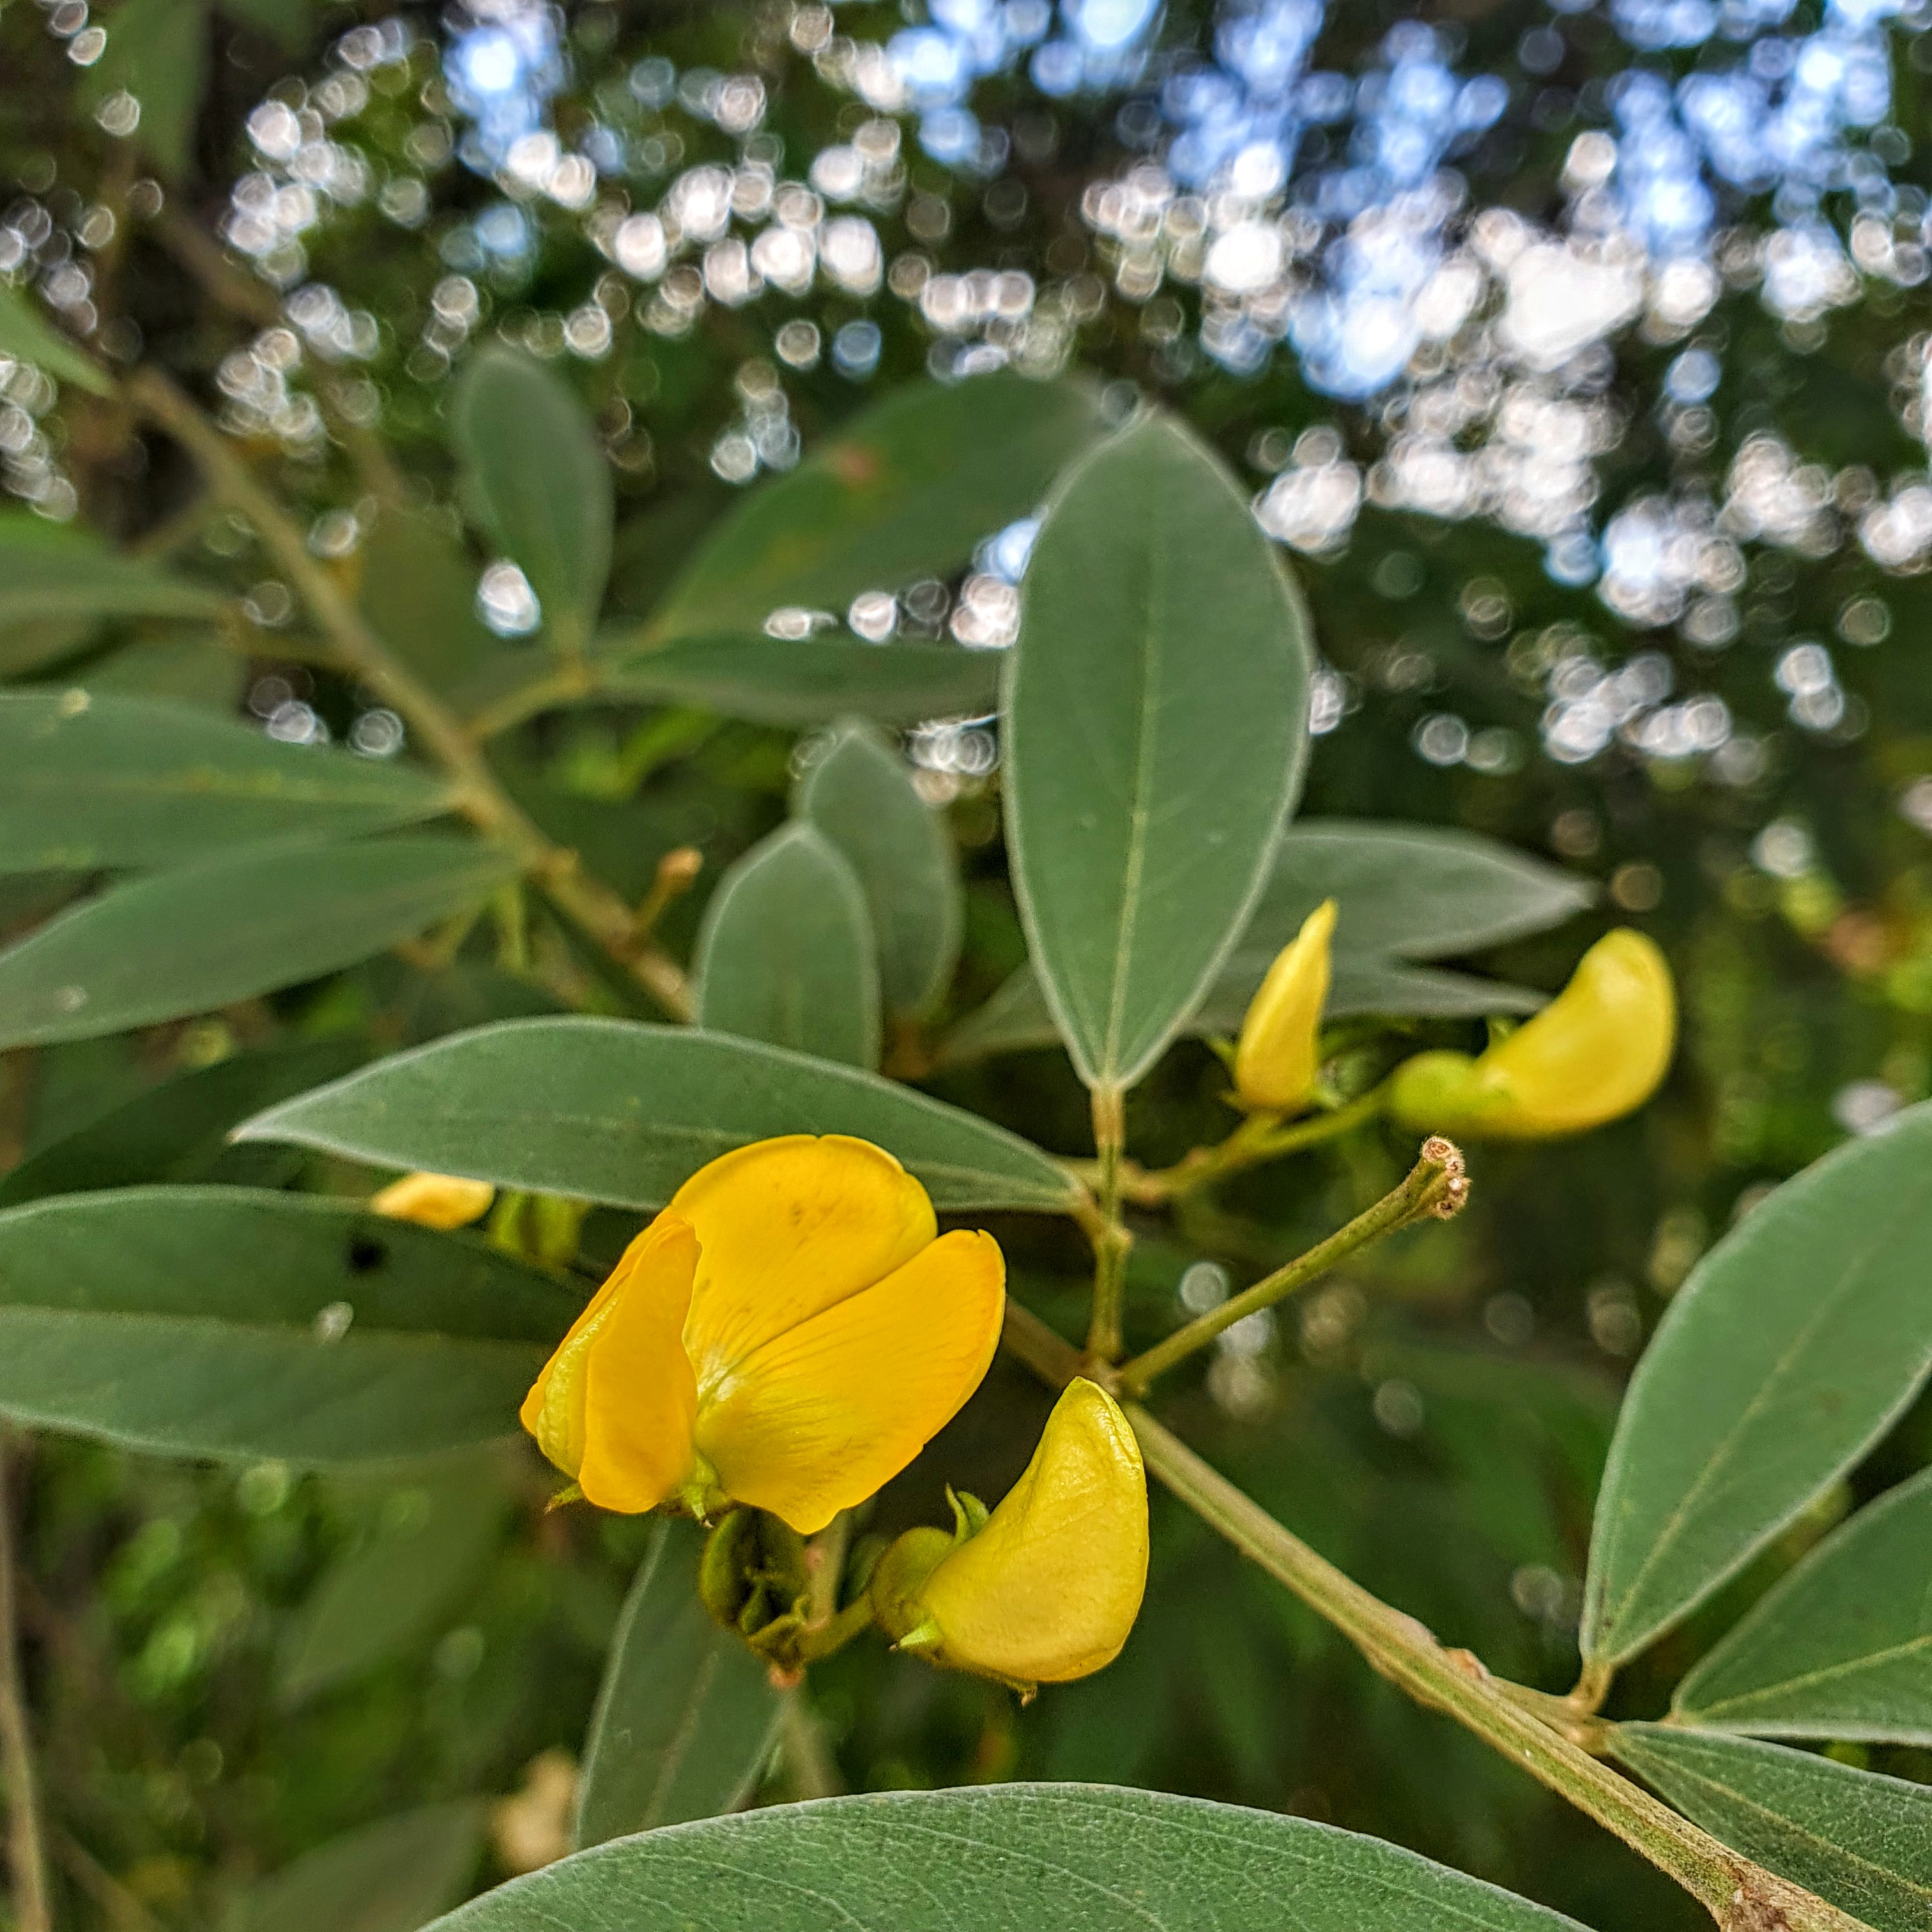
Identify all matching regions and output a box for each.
[369,1170,496,1230]
[519,1135,1004,1534]
[869,1377,1149,1690]
[1232,899,1337,1112]
[1388,928,1676,1140]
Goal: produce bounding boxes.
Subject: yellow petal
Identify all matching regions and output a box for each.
[671,1135,937,1390]
[1388,930,1676,1140]
[519,1213,699,1513]
[915,1377,1149,1684]
[1232,900,1336,1113]
[369,1171,495,1230]
[694,1228,1004,1535]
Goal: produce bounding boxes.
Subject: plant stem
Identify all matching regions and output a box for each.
[1085,1085,1133,1361]
[126,368,692,1022]
[779,1689,844,1800]
[1118,1138,1466,1393]
[0,1432,53,1932]
[995,1307,1865,1932]
[1143,1083,1390,1203]
[466,661,605,740]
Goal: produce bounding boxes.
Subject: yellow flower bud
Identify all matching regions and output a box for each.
[369,1170,496,1230]
[1388,928,1676,1140]
[870,1378,1149,1691]
[1232,899,1337,1113]
[519,1135,1005,1535]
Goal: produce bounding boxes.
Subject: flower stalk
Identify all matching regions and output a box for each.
[0,1432,52,1932]
[1084,1085,1133,1361]
[1117,1138,1467,1395]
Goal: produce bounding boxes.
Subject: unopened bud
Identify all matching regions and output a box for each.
[369,1171,495,1230]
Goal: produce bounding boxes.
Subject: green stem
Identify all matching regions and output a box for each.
[126,368,692,1023]
[1085,1085,1132,1361]
[1118,1137,1466,1394]
[1150,1083,1390,1203]
[0,1432,53,1932]
[778,1689,843,1800]
[995,1308,1864,1932]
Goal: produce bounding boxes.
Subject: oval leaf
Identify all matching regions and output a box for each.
[694,823,880,1069]
[0,1034,365,1208]
[1673,1468,1932,1745]
[1612,1726,1932,1932]
[0,836,519,1050]
[454,347,612,643]
[429,1784,1586,1932]
[649,373,1105,638]
[235,1017,1077,1214]
[361,505,504,690]
[946,819,1570,1064]
[229,1802,487,1932]
[1004,411,1313,1090]
[0,514,227,629]
[0,1186,573,1464]
[574,1519,779,1848]
[596,631,1001,726]
[1583,1105,1932,1669]
[0,691,454,873]
[797,718,962,1018]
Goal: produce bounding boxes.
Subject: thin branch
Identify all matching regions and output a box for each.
[996,1308,1863,1932]
[0,1431,53,1932]
[125,367,692,1022]
[1118,1137,1466,1393]
[779,1689,844,1801]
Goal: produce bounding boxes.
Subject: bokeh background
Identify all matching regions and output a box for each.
[3,1,1931,1928]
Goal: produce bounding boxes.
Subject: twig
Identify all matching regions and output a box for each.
[125,368,692,1022]
[996,1307,1864,1931]
[0,1431,53,1932]
[778,1689,844,1801]
[1117,1138,1466,1393]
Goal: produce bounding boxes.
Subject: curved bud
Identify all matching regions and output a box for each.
[870,1378,1149,1691]
[369,1170,495,1230]
[1232,900,1336,1113]
[1389,929,1676,1140]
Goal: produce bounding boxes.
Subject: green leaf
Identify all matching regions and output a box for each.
[948,818,1584,1063]
[596,631,1001,726]
[361,505,502,691]
[0,691,454,874]
[277,1466,512,1707]
[0,836,519,1049]
[425,1784,1587,1932]
[1612,1726,1932,1932]
[648,373,1105,639]
[0,1186,573,1464]
[1672,1468,1932,1745]
[0,516,227,629]
[1002,412,1313,1091]
[694,824,880,1070]
[1583,1104,1932,1669]
[236,1017,1077,1214]
[574,1519,779,1848]
[227,1802,487,1932]
[79,632,244,710]
[0,288,113,396]
[215,0,310,53]
[796,719,961,1018]
[0,1035,365,1208]
[452,347,611,644]
[86,0,210,180]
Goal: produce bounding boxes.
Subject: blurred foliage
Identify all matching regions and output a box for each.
[3,1,1932,1929]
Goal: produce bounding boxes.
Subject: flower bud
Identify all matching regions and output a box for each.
[369,1170,496,1230]
[1388,929,1675,1140]
[869,1378,1149,1692]
[1232,900,1336,1113]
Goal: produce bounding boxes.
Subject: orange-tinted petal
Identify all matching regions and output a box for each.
[695,1227,1004,1534]
[1232,899,1336,1113]
[519,1213,699,1513]
[671,1135,937,1389]
[369,1170,496,1230]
